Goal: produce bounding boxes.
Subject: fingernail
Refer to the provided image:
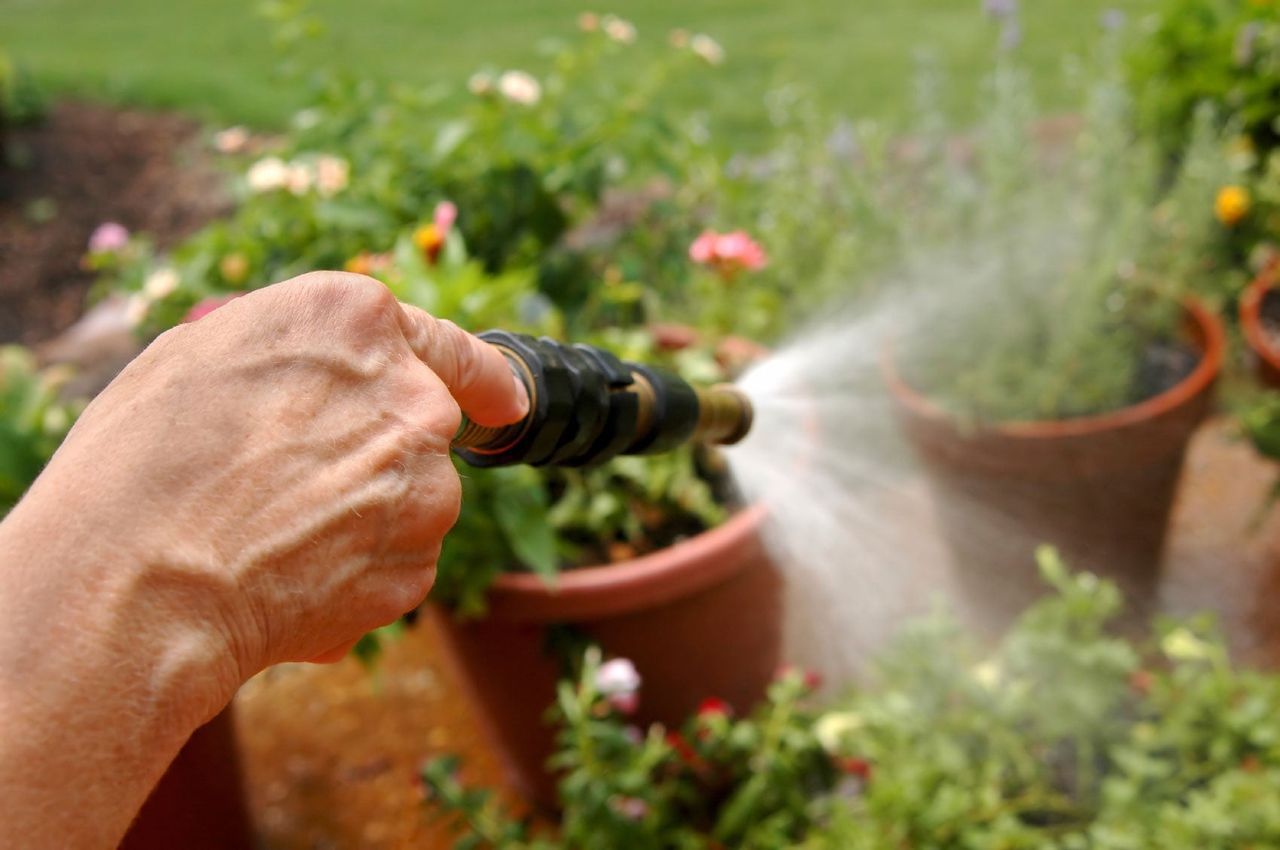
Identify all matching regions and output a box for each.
[512,373,530,416]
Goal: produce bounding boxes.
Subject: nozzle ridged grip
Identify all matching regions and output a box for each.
[454,331,635,468]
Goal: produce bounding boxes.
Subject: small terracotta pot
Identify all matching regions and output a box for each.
[1241,276,1280,389]
[427,505,781,808]
[884,300,1224,631]
[119,705,253,850]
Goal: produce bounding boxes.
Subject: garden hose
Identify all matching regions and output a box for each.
[452,331,753,467]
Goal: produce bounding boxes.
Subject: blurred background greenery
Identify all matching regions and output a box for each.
[0,0,1152,145]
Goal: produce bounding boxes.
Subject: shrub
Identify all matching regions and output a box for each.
[1129,0,1280,163]
[0,348,79,516]
[424,553,1280,848]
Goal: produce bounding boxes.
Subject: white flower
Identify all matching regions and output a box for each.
[690,34,725,65]
[286,162,314,196]
[246,156,290,193]
[1161,627,1212,662]
[814,711,864,754]
[213,126,250,155]
[603,14,637,44]
[143,268,180,300]
[314,155,350,197]
[498,70,542,106]
[468,71,495,96]
[42,406,69,436]
[972,660,1001,689]
[595,658,641,697]
[124,294,151,328]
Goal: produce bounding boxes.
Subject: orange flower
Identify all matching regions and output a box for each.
[343,252,393,277]
[219,253,250,284]
[414,201,458,265]
[1215,185,1251,227]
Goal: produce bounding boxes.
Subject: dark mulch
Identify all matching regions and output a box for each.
[0,101,232,346]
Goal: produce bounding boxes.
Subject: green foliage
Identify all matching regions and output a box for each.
[424,558,1280,848]
[0,47,46,130]
[423,650,835,850]
[1129,0,1280,162]
[0,348,80,516]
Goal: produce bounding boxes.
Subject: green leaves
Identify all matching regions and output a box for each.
[489,466,557,580]
[0,348,79,516]
[423,564,1280,848]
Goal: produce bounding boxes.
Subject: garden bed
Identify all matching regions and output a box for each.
[0,101,229,345]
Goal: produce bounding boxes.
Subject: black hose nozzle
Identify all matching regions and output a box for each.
[452,331,753,468]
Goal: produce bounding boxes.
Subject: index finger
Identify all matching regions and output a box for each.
[396,303,529,427]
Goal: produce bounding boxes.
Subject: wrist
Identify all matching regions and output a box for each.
[0,491,244,847]
[0,486,241,737]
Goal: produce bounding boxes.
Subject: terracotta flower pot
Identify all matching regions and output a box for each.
[427,505,781,808]
[1241,276,1280,389]
[884,300,1224,631]
[120,705,253,850]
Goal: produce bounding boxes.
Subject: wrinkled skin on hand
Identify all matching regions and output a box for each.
[0,272,527,850]
[56,271,525,687]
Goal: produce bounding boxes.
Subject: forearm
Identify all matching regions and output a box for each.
[0,488,237,850]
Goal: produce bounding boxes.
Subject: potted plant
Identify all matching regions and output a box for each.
[1241,264,1280,388]
[96,12,782,808]
[423,553,1280,849]
[867,61,1231,628]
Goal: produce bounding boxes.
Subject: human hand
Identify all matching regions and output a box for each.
[2,271,527,719]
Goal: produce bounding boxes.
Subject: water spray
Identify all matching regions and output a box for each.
[452,331,754,467]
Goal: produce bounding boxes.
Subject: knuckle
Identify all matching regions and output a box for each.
[290,270,397,318]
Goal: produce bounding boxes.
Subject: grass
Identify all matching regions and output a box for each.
[2,0,1154,145]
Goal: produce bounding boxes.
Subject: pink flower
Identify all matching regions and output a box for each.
[715,335,768,376]
[183,293,244,323]
[689,230,719,264]
[688,229,767,281]
[610,796,649,821]
[88,222,130,254]
[434,200,458,234]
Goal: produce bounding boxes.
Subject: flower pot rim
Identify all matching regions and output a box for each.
[472,504,768,623]
[882,297,1224,440]
[1241,276,1280,376]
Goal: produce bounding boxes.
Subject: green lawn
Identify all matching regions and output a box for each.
[3,0,1154,145]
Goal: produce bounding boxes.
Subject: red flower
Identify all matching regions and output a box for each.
[182,293,244,323]
[1128,669,1154,697]
[697,697,732,718]
[649,322,700,352]
[836,757,873,781]
[665,731,707,773]
[776,664,824,691]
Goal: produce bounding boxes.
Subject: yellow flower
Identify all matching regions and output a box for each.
[219,253,249,284]
[814,712,864,754]
[1161,627,1212,662]
[1215,185,1251,227]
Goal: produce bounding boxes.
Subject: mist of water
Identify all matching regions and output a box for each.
[723,290,939,688]
[722,247,1085,689]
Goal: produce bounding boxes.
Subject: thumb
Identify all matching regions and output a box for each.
[396,304,529,427]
